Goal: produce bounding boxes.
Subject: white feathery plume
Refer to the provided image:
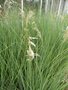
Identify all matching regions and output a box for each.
[29,36,38,40]
[27,46,34,60]
[29,40,36,47]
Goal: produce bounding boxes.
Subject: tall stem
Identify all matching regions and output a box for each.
[21,0,23,12]
[40,0,43,14]
[45,0,49,13]
[21,0,24,28]
[57,0,62,16]
[51,0,53,12]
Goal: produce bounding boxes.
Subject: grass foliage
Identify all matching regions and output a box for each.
[0,10,68,90]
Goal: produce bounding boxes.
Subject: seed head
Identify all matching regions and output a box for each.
[27,46,34,60]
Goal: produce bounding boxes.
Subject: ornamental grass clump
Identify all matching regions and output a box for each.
[0,9,68,90]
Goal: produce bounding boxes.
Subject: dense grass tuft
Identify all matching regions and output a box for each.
[0,11,68,90]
